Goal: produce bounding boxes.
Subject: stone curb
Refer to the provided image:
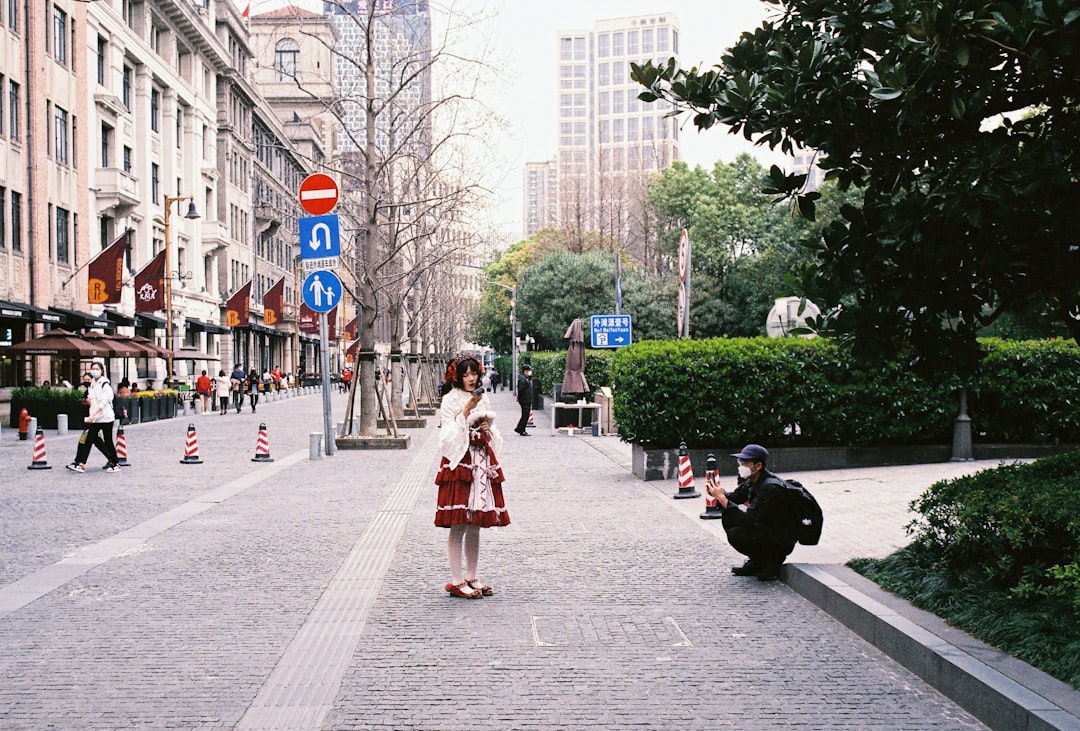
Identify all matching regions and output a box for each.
[784,563,1080,731]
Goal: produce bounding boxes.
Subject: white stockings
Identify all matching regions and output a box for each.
[448,524,481,584]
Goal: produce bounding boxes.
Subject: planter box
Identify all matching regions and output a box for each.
[9,397,87,430]
[631,442,1080,481]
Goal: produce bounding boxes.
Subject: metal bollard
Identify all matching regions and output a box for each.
[57,413,69,435]
[309,432,322,460]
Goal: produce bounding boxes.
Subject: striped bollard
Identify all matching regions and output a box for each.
[672,441,700,499]
[27,426,52,470]
[251,422,273,462]
[180,423,203,464]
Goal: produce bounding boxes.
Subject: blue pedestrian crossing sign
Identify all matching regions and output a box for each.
[302,270,342,313]
[590,314,632,348]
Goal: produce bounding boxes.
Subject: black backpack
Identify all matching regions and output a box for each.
[766,477,824,545]
[108,382,126,424]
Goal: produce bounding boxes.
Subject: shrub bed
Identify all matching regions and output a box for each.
[608,337,1079,449]
[850,449,1080,690]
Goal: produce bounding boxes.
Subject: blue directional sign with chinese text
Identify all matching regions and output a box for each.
[590,314,632,348]
[302,270,342,313]
[299,214,341,271]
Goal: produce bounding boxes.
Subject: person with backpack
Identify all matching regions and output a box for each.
[66,360,122,473]
[704,443,797,581]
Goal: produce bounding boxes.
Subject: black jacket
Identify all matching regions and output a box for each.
[723,469,798,548]
[516,373,533,403]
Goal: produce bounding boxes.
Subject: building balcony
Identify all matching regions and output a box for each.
[93,167,140,213]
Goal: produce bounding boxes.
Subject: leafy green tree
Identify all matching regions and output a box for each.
[633,1,1080,373]
[516,250,616,350]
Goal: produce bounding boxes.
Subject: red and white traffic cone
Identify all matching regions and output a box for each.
[115,424,130,466]
[526,409,535,428]
[251,422,273,462]
[700,453,723,519]
[672,440,700,499]
[180,423,203,464]
[27,426,52,470]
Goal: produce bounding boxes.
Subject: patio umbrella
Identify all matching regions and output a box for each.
[7,329,112,358]
[79,332,147,358]
[129,335,172,359]
[173,347,216,361]
[561,318,589,396]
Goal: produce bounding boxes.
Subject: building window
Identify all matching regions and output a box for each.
[96,36,107,86]
[123,145,132,173]
[122,65,132,109]
[7,0,16,32]
[10,191,19,253]
[657,28,669,52]
[0,187,5,248]
[612,32,624,56]
[54,106,68,164]
[0,74,4,137]
[150,87,160,131]
[151,162,159,202]
[573,36,585,60]
[101,124,112,167]
[275,38,299,81]
[560,37,572,61]
[598,63,609,87]
[643,28,654,54]
[176,106,183,148]
[628,30,639,56]
[8,81,17,141]
[598,33,609,58]
[56,207,70,264]
[52,6,67,65]
[613,90,623,114]
[672,29,679,54]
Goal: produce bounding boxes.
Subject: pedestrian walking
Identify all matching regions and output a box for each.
[514,364,533,435]
[246,366,261,413]
[230,364,245,413]
[434,355,510,599]
[195,370,212,415]
[66,360,121,473]
[705,444,798,581]
[215,370,231,415]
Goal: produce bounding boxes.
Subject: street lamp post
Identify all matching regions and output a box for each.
[163,194,200,384]
[484,281,517,393]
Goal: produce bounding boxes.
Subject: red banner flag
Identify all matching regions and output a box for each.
[226,280,252,328]
[263,277,284,327]
[344,316,357,340]
[299,303,337,339]
[87,232,129,305]
[134,249,166,313]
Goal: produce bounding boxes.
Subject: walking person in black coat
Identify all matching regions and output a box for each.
[514,365,533,436]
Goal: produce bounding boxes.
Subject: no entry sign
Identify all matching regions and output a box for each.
[298,174,339,215]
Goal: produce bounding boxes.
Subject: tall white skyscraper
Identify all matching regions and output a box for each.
[553,13,681,249]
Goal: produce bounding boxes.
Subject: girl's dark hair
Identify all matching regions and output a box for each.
[441,355,482,396]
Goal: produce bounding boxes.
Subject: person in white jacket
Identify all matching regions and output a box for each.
[66,360,121,473]
[433,355,510,599]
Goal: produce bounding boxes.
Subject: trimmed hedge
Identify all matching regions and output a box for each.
[852,449,1080,688]
[515,350,614,400]
[608,337,1079,449]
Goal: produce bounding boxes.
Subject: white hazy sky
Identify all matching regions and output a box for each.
[251,0,784,243]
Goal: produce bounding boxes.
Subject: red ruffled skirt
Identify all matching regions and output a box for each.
[434,434,510,528]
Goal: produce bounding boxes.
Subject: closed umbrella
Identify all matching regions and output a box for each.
[561,318,589,396]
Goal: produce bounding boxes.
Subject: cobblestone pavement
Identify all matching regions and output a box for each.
[0,387,996,729]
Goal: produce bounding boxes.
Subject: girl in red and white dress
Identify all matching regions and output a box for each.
[434,356,510,599]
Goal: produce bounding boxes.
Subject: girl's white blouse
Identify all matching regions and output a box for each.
[439,388,502,469]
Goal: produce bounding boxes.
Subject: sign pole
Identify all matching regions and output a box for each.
[319,311,335,456]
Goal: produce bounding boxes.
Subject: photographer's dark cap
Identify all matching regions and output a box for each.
[731,444,768,462]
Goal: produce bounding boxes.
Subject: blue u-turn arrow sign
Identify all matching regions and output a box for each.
[298,215,341,260]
